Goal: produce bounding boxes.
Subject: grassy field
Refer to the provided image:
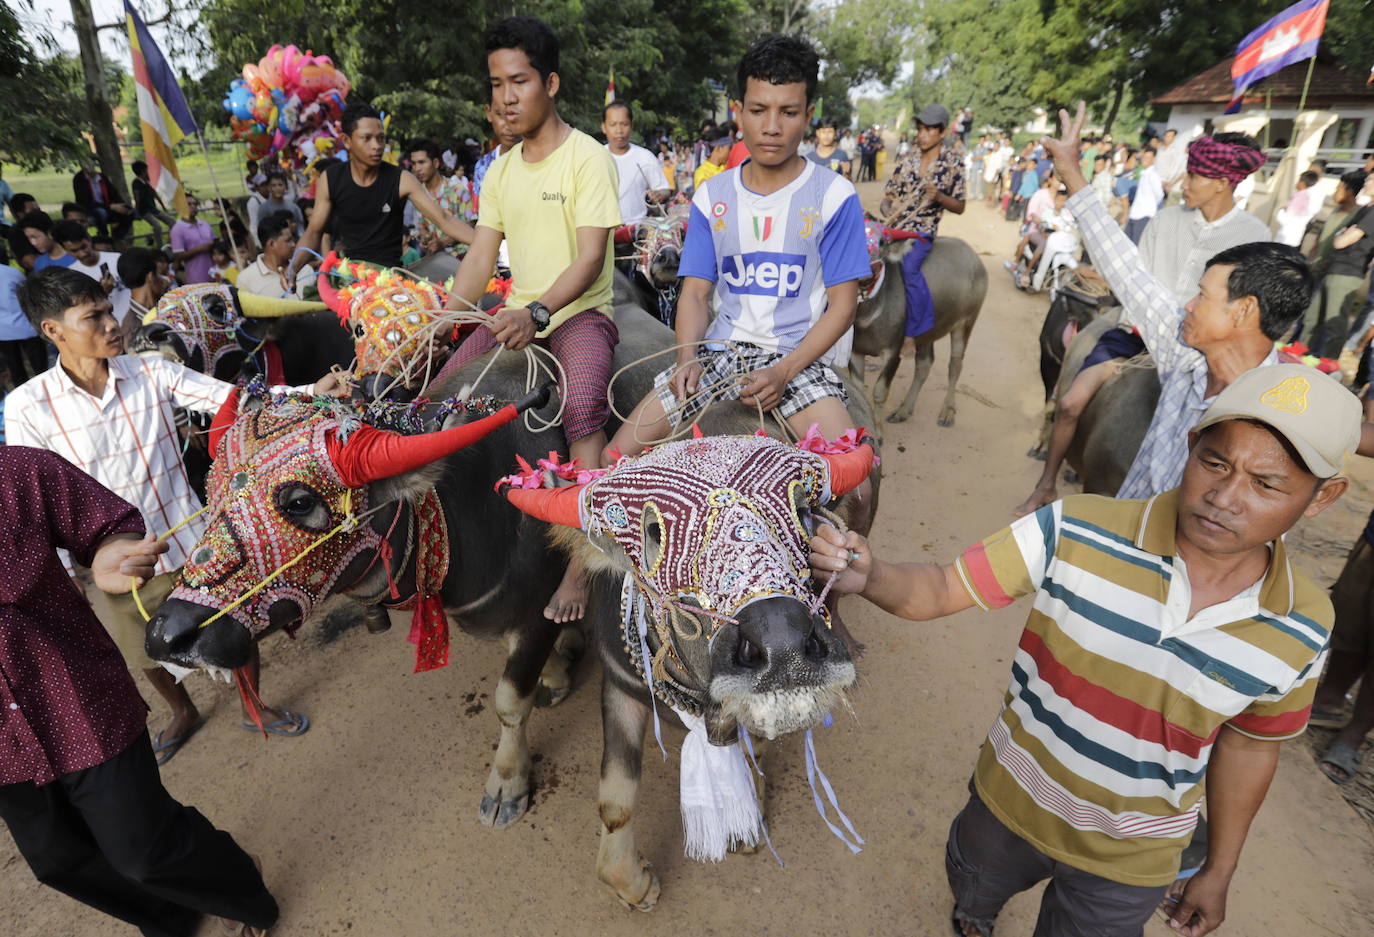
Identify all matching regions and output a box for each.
[4,144,252,213]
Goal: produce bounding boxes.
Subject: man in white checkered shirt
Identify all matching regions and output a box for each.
[1044,104,1311,501]
[5,268,339,763]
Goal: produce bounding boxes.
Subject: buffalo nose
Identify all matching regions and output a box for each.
[144,608,198,659]
[734,597,831,671]
[354,372,414,404]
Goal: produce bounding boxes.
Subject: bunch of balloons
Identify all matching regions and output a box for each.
[223,44,352,165]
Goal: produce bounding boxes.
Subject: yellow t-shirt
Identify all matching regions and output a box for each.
[477,128,621,334]
[694,160,724,190]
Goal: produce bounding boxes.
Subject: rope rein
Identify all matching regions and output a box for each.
[605,340,799,450]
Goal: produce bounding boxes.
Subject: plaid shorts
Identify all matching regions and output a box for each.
[653,342,847,428]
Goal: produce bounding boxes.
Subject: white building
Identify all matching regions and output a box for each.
[1152,54,1373,222]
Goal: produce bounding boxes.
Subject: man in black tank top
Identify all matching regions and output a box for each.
[290,102,476,278]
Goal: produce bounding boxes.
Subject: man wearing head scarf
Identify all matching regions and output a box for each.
[1013,130,1274,517]
[1137,133,1271,300]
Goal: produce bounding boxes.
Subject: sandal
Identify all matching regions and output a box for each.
[1318,740,1362,785]
[951,907,995,937]
[152,718,205,766]
[240,711,311,737]
[1308,706,1349,729]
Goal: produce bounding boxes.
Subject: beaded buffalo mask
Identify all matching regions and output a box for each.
[138,283,328,376]
[316,252,450,386]
[142,283,244,375]
[169,399,380,636]
[504,434,875,623]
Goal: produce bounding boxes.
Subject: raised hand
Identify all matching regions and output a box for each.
[1038,101,1090,194]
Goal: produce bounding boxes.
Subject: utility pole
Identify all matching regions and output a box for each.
[69,0,130,201]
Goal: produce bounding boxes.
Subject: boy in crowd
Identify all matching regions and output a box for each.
[6,193,39,270]
[439,15,622,622]
[607,35,870,473]
[238,210,316,299]
[603,101,671,226]
[20,211,75,272]
[693,127,733,190]
[52,219,131,330]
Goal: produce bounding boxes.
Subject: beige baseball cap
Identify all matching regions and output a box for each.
[1192,363,1363,478]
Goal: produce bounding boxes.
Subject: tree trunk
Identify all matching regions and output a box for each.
[1102,77,1126,136]
[69,0,129,202]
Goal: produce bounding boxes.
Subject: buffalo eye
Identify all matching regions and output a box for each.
[284,494,316,516]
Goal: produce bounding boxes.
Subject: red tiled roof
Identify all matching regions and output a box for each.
[1152,56,1374,106]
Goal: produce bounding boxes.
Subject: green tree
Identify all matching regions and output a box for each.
[0,0,96,170]
[193,0,749,145]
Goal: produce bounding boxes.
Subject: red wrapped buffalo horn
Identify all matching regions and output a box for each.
[821,442,876,498]
[208,389,240,457]
[325,405,520,487]
[502,484,586,529]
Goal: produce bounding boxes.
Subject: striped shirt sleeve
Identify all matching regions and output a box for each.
[149,357,233,415]
[955,503,1059,611]
[1226,647,1325,741]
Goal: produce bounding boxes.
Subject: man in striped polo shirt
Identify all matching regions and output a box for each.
[810,364,1362,936]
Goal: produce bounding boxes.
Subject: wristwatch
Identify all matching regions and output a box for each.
[527,300,552,330]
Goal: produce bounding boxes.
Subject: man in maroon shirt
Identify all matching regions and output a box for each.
[0,446,277,937]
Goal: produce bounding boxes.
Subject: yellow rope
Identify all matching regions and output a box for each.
[131,505,211,621]
[130,491,386,629]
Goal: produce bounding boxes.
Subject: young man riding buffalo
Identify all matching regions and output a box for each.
[440,16,623,624]
[607,35,870,478]
[811,363,1363,937]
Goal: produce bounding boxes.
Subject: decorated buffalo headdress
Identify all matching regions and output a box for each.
[141,282,326,374]
[502,432,875,688]
[502,431,875,862]
[858,221,925,301]
[316,252,452,384]
[169,382,522,671]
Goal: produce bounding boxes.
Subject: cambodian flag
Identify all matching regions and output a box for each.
[1225,0,1329,114]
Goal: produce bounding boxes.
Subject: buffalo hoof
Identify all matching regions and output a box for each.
[1027,446,1047,461]
[1064,469,1081,484]
[604,860,660,912]
[937,408,956,427]
[478,789,532,829]
[362,606,391,634]
[535,681,571,708]
[885,409,911,424]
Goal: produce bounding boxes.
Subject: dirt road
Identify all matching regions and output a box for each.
[4,195,1372,937]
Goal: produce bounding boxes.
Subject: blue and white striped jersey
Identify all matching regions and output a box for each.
[680,160,870,367]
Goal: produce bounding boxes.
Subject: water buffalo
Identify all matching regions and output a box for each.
[503,371,881,911]
[143,306,677,831]
[617,213,686,324]
[1027,275,1120,459]
[1058,315,1160,494]
[850,236,988,425]
[131,283,354,385]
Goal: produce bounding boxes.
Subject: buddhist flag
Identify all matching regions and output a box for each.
[1225,0,1329,114]
[605,69,615,106]
[124,0,196,214]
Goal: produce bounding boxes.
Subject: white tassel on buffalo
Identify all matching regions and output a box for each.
[674,707,762,862]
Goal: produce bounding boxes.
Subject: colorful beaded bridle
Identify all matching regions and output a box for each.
[501,433,876,712]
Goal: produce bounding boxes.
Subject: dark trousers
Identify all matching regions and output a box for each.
[901,236,936,338]
[1124,216,1150,244]
[0,336,47,388]
[946,787,1167,937]
[0,731,278,937]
